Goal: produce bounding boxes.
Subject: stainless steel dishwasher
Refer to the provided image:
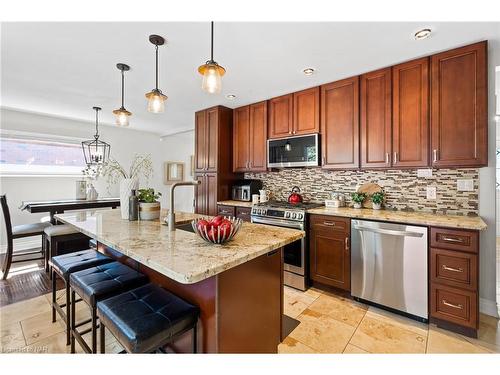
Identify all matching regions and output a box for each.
[351,219,428,321]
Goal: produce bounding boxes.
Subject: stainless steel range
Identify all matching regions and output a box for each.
[251,200,322,290]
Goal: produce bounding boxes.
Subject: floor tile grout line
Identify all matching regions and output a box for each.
[344,307,368,353]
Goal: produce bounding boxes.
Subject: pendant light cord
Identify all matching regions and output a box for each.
[121,69,125,108]
[210,21,214,62]
[94,109,99,139]
[155,44,159,90]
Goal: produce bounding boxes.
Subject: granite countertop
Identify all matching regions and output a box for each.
[217,200,254,208]
[54,209,304,284]
[306,207,487,231]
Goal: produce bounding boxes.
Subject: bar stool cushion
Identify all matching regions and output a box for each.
[13,222,52,237]
[44,224,80,237]
[49,249,113,281]
[70,261,148,306]
[97,283,199,353]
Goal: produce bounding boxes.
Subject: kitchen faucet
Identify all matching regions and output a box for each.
[167,180,201,231]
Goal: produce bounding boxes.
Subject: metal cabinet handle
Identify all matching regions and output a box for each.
[442,265,464,273]
[323,221,335,226]
[322,156,326,165]
[441,236,464,244]
[433,149,438,163]
[385,153,390,164]
[288,131,292,135]
[345,237,349,251]
[442,300,463,310]
[393,152,398,164]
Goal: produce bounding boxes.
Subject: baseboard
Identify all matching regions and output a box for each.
[0,236,41,254]
[480,297,500,318]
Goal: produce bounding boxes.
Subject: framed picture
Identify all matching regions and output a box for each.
[164,162,184,185]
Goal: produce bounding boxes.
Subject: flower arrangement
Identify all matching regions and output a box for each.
[100,154,153,193]
[350,192,367,209]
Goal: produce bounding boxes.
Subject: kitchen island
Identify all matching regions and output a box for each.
[54,209,304,353]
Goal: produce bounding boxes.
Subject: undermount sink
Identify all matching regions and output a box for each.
[175,222,195,233]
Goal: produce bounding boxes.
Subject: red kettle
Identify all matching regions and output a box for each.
[287,186,303,204]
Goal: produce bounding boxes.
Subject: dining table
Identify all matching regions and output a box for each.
[20,197,120,224]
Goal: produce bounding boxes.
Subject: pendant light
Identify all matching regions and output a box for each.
[113,63,132,127]
[198,21,225,94]
[82,107,111,166]
[145,35,167,113]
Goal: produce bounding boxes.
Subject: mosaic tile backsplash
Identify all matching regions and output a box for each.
[245,168,480,216]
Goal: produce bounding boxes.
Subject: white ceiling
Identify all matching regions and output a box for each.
[1,22,499,136]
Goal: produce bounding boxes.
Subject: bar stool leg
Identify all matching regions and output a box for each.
[91,306,98,353]
[65,281,71,345]
[100,322,105,354]
[192,322,197,354]
[70,290,76,354]
[51,269,56,323]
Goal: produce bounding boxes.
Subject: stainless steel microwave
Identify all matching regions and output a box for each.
[267,134,319,168]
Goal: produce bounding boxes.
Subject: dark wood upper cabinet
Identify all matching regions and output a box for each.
[206,107,219,172]
[392,57,430,168]
[360,67,392,169]
[233,101,267,172]
[249,101,268,171]
[268,94,293,139]
[195,110,207,172]
[430,41,488,167]
[321,77,359,169]
[293,87,320,135]
[233,106,250,172]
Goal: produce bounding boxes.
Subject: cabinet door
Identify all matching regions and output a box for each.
[249,101,268,171]
[268,94,293,139]
[430,41,487,167]
[206,107,219,172]
[293,87,320,135]
[309,228,350,291]
[321,77,359,169]
[233,106,250,172]
[392,57,429,167]
[235,207,252,222]
[360,67,392,168]
[194,174,206,215]
[194,110,207,172]
[206,173,218,216]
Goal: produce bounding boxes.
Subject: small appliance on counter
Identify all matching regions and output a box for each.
[231,180,262,202]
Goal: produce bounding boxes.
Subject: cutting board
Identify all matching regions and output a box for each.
[357,183,383,208]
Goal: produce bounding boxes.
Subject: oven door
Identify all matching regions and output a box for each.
[251,216,305,275]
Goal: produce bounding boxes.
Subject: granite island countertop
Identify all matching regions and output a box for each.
[306,207,487,231]
[54,209,304,284]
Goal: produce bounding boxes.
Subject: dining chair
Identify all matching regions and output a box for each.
[0,194,52,279]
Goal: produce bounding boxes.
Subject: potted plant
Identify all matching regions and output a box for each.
[371,191,385,210]
[100,154,153,219]
[351,192,366,209]
[137,188,162,220]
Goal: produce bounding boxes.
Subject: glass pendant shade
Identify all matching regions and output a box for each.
[82,107,111,166]
[199,63,225,94]
[112,107,131,127]
[145,89,168,113]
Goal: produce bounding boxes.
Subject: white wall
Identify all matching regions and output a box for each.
[0,108,195,250]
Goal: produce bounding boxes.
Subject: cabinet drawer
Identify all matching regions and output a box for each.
[217,205,235,217]
[430,284,478,329]
[430,248,477,290]
[236,207,252,222]
[430,227,478,253]
[309,215,350,232]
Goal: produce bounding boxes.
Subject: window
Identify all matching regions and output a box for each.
[0,135,85,176]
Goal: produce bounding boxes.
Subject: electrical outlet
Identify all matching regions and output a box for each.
[457,179,474,191]
[426,186,437,200]
[417,169,433,178]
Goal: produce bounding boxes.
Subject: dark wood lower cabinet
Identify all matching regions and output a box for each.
[236,207,252,222]
[216,204,252,222]
[309,215,350,291]
[217,205,235,217]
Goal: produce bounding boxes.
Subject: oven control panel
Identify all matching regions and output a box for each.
[251,207,305,221]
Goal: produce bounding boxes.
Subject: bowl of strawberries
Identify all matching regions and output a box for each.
[191,215,243,244]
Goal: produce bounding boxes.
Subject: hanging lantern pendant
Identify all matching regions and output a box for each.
[113,63,132,127]
[145,35,168,113]
[82,107,111,166]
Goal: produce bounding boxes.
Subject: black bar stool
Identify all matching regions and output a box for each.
[97,283,200,353]
[49,250,114,345]
[69,261,148,353]
[44,225,90,274]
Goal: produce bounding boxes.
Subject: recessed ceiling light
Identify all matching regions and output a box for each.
[225,94,236,100]
[303,68,315,76]
[414,28,432,40]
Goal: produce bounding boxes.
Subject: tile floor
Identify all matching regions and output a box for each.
[0,286,499,354]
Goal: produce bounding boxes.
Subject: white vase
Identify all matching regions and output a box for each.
[120,178,138,220]
[372,202,382,210]
[353,202,362,209]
